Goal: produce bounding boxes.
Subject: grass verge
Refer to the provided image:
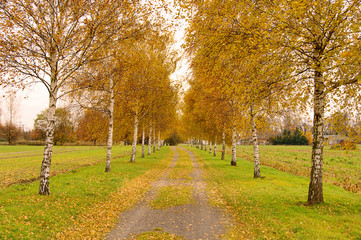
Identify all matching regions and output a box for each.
[187,146,361,239]
[0,146,172,239]
[0,145,132,188]
[227,145,361,193]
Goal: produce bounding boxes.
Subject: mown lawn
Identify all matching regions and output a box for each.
[0,145,132,187]
[188,146,361,239]
[0,145,172,239]
[225,145,361,193]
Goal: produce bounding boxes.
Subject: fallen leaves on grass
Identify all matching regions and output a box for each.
[150,185,194,209]
[55,156,173,239]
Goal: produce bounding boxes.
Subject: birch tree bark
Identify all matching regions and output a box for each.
[130,109,139,163]
[251,105,260,178]
[153,127,156,153]
[209,141,212,154]
[39,76,58,195]
[148,122,152,155]
[308,60,325,204]
[141,125,145,158]
[200,140,203,150]
[105,76,115,172]
[222,130,226,160]
[204,140,207,151]
[231,127,237,166]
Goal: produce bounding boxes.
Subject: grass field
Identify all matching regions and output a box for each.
[224,145,361,193]
[188,146,361,239]
[0,145,132,188]
[1,144,360,239]
[0,145,173,239]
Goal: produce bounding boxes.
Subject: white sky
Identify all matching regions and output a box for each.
[0,85,49,131]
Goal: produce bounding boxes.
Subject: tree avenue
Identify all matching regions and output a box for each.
[0,0,360,207]
[183,0,361,205]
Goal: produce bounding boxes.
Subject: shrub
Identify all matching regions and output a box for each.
[269,128,309,145]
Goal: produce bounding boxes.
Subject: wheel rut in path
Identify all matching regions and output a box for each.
[106,146,231,240]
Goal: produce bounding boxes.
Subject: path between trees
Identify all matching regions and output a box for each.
[107,146,231,240]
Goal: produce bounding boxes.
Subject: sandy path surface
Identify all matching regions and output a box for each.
[106,146,230,240]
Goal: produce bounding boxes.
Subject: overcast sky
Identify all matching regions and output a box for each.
[1,14,189,131]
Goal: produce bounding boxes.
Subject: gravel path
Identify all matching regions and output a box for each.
[106,146,231,240]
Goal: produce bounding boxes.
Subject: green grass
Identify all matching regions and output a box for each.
[167,148,193,181]
[0,146,171,239]
[187,146,361,239]
[0,145,132,187]
[151,185,194,209]
[226,145,361,193]
[131,230,184,239]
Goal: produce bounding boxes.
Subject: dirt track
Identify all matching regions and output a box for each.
[106,146,231,240]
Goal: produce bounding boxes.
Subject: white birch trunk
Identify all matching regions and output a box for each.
[308,62,325,204]
[153,127,156,153]
[157,130,161,150]
[231,127,237,166]
[39,87,57,195]
[204,140,207,151]
[222,130,226,160]
[213,139,217,157]
[251,105,261,178]
[39,48,58,195]
[130,110,138,163]
[209,141,212,154]
[105,76,115,172]
[141,125,145,158]
[148,122,152,155]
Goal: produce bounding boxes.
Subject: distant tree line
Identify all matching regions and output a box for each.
[269,128,308,145]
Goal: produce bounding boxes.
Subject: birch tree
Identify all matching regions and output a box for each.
[0,0,148,195]
[270,0,361,204]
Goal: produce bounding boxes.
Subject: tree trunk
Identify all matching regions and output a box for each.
[148,122,152,155]
[130,110,138,163]
[196,139,199,149]
[105,77,115,173]
[231,127,237,166]
[153,127,156,153]
[39,87,57,195]
[141,124,145,158]
[308,65,325,205]
[204,140,207,151]
[251,105,261,178]
[222,130,226,160]
[213,139,217,157]
[209,141,212,154]
[39,47,59,195]
[157,130,161,150]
